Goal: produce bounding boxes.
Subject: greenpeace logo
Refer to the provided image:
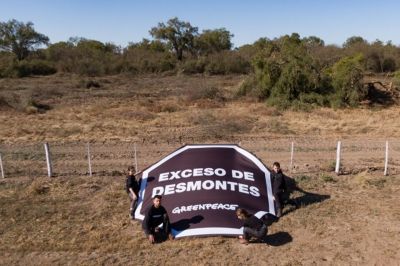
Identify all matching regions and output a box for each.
[172,203,239,214]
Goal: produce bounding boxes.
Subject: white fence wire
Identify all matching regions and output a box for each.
[0,138,399,178]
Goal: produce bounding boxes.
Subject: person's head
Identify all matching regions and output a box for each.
[128,166,136,175]
[152,195,162,208]
[272,162,281,173]
[236,208,250,220]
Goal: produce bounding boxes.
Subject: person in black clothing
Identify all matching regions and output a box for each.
[236,208,267,244]
[142,195,174,244]
[271,162,286,217]
[126,166,141,219]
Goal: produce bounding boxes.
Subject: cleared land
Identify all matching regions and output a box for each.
[1,74,400,265]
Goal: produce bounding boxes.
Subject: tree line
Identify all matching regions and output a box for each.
[1,17,400,108]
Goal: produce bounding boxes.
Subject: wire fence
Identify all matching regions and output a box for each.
[1,138,400,178]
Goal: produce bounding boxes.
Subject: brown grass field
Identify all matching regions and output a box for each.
[1,74,400,265]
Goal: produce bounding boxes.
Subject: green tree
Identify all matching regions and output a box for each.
[343,36,368,48]
[330,54,366,107]
[247,33,328,108]
[0,19,49,60]
[127,38,168,52]
[150,17,198,60]
[303,36,325,49]
[195,28,233,55]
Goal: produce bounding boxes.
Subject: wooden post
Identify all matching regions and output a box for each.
[384,141,389,176]
[335,141,341,175]
[87,143,92,177]
[134,143,138,172]
[290,142,294,172]
[0,153,4,179]
[44,143,53,177]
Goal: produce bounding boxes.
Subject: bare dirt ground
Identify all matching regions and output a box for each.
[1,74,400,265]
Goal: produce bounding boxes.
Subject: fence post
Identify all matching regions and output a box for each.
[335,141,341,175]
[0,153,4,179]
[44,143,53,177]
[134,143,138,172]
[384,141,389,176]
[87,142,92,177]
[290,141,294,172]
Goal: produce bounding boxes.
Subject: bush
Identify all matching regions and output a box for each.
[236,75,257,97]
[0,52,17,78]
[382,57,396,72]
[123,44,177,74]
[185,86,225,102]
[393,71,400,88]
[15,59,57,77]
[179,52,250,75]
[241,33,331,109]
[205,51,250,75]
[180,58,206,74]
[329,54,366,107]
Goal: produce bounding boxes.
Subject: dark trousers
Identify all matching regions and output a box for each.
[274,191,284,216]
[148,214,171,237]
[243,224,267,241]
[128,192,138,217]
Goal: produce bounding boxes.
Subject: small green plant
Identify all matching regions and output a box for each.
[296,175,311,182]
[320,174,336,183]
[321,160,336,172]
[365,178,387,188]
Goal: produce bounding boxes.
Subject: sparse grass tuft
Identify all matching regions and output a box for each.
[365,177,387,188]
[321,160,336,172]
[296,175,312,182]
[320,174,336,183]
[27,180,51,195]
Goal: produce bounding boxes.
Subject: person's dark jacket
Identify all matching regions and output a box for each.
[126,175,140,195]
[142,205,168,235]
[271,170,286,195]
[243,215,265,231]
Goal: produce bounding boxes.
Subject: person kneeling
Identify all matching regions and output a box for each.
[236,208,267,244]
[142,195,174,244]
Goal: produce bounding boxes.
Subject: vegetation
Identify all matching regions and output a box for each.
[0,19,49,60]
[1,17,400,108]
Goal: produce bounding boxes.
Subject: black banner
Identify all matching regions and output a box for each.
[135,144,275,238]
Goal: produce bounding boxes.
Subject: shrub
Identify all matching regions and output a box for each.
[382,57,396,72]
[329,54,366,107]
[393,71,400,88]
[15,59,57,77]
[244,34,331,109]
[185,86,225,102]
[205,51,250,75]
[180,58,206,74]
[236,75,257,97]
[0,52,17,77]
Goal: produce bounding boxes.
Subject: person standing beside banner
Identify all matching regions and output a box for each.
[270,162,287,217]
[142,195,174,244]
[126,166,141,219]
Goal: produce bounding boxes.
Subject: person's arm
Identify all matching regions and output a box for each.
[142,207,152,236]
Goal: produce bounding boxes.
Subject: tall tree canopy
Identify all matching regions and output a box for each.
[0,19,49,60]
[195,28,233,55]
[150,17,198,60]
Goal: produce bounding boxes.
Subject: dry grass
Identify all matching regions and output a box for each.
[1,173,399,265]
[1,74,400,144]
[1,74,400,264]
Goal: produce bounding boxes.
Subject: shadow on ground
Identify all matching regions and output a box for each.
[283,191,331,216]
[265,231,293,246]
